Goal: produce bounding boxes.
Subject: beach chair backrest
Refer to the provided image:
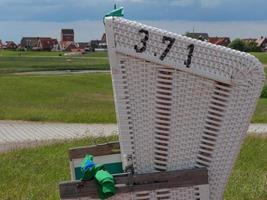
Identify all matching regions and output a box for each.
[105,17,265,200]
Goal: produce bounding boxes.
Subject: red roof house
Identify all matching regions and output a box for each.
[61,29,74,42]
[37,38,60,51]
[60,41,78,51]
[256,36,267,51]
[242,37,267,51]
[101,33,106,43]
[5,41,18,49]
[209,37,231,47]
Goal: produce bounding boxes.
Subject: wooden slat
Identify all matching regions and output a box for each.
[69,142,120,160]
[59,168,208,199]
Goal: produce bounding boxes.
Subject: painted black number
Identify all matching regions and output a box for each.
[134,29,149,53]
[184,44,194,68]
[160,36,175,61]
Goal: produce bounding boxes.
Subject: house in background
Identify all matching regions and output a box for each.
[20,37,41,49]
[78,42,91,51]
[208,37,231,47]
[61,29,74,42]
[242,37,267,51]
[0,40,3,49]
[256,36,267,51]
[36,38,60,51]
[60,29,77,51]
[101,33,106,43]
[90,40,101,51]
[89,33,108,51]
[5,41,18,50]
[185,32,209,41]
[242,38,257,44]
[60,41,78,51]
[99,33,107,50]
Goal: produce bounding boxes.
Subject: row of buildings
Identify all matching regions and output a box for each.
[186,32,267,51]
[0,40,18,50]
[0,29,107,52]
[1,30,267,52]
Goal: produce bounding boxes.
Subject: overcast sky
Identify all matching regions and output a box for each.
[0,0,267,42]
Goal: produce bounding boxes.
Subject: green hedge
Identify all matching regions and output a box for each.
[261,85,267,98]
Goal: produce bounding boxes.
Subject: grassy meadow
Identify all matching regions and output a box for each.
[0,50,265,123]
[0,50,108,57]
[0,51,265,74]
[0,74,116,123]
[224,135,267,200]
[0,73,267,123]
[0,135,266,200]
[251,52,267,65]
[0,73,264,123]
[0,50,109,73]
[252,98,267,123]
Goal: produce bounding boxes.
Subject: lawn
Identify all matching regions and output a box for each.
[224,135,267,200]
[251,52,267,65]
[0,50,265,74]
[0,73,265,123]
[251,98,267,123]
[0,135,265,200]
[0,135,118,200]
[0,50,108,58]
[0,73,116,123]
[0,50,63,57]
[0,50,109,73]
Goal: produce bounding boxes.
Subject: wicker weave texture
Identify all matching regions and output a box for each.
[105,17,265,200]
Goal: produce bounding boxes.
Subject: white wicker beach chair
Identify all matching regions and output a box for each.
[104,17,265,200]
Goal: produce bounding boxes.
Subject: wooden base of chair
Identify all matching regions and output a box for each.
[59,168,208,199]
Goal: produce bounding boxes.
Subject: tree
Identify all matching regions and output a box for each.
[244,41,262,52]
[228,39,245,51]
[228,39,262,52]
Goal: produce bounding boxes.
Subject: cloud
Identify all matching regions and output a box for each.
[0,20,105,43]
[0,0,267,22]
[200,0,221,7]
[1,19,267,43]
[171,0,195,6]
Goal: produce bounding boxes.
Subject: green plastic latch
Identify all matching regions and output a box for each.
[105,4,124,18]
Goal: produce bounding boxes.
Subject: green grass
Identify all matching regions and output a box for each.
[0,73,265,123]
[83,51,108,57]
[0,50,109,73]
[0,135,118,200]
[0,57,109,73]
[251,98,267,123]
[0,50,63,57]
[0,50,108,58]
[0,73,116,123]
[0,135,265,200]
[224,135,267,200]
[251,52,267,65]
